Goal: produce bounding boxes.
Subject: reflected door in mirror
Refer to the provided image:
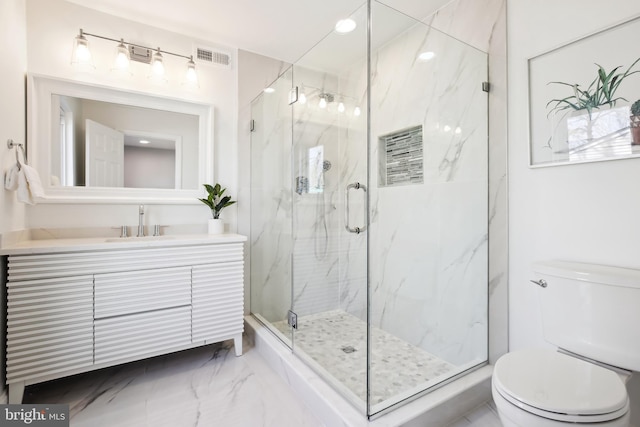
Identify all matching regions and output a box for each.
[85,119,124,187]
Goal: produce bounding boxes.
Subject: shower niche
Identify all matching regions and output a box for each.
[378,125,424,187]
[250,0,489,418]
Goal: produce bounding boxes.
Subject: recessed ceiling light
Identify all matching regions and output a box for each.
[335,18,357,34]
[264,87,275,94]
[417,51,436,62]
[139,139,150,144]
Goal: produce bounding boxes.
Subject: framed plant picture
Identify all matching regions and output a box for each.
[528,14,640,167]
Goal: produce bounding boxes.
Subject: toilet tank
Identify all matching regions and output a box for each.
[533,260,640,372]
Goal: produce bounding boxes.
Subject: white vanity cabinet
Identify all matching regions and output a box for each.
[3,235,246,404]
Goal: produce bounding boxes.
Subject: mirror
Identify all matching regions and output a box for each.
[29,75,213,203]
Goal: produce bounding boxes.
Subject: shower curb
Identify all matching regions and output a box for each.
[245,315,494,427]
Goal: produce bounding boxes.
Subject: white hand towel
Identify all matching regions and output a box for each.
[16,168,33,204]
[4,165,19,191]
[16,165,44,205]
[22,164,44,199]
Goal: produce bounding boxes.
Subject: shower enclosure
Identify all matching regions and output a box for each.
[250,0,488,417]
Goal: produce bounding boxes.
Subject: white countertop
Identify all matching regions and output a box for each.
[0,233,247,256]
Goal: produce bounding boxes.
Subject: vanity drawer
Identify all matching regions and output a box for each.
[94,266,191,318]
[94,305,191,365]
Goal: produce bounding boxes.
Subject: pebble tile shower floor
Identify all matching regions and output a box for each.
[273,310,455,405]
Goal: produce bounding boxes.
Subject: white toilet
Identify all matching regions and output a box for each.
[492,260,639,426]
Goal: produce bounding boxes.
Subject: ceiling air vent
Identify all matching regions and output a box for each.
[195,46,231,68]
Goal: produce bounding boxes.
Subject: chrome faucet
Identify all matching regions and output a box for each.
[137,205,145,237]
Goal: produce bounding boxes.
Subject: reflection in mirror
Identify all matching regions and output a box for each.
[52,95,197,189]
[29,74,213,203]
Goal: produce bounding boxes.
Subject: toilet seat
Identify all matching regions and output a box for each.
[493,349,629,423]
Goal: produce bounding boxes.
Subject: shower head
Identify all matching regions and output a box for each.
[322,160,332,172]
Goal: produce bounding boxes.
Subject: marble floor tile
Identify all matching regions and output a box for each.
[23,338,324,427]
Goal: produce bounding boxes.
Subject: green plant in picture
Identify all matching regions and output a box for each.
[546,57,640,119]
[632,99,640,117]
[631,99,640,145]
[198,183,236,219]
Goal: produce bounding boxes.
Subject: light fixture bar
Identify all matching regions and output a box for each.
[80,30,192,61]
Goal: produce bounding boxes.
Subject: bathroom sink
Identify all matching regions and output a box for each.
[104,236,176,243]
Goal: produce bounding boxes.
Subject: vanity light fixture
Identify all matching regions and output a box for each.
[112,39,131,75]
[299,85,307,104]
[139,139,150,144]
[318,93,334,109]
[71,29,94,69]
[184,56,199,87]
[71,29,198,86]
[294,84,361,115]
[150,48,166,77]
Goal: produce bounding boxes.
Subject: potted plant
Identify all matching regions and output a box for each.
[631,100,640,146]
[198,183,236,234]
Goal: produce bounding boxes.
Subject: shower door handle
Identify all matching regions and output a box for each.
[345,182,367,234]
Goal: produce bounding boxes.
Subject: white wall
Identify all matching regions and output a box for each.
[0,0,27,404]
[0,0,27,236]
[508,0,640,422]
[22,0,239,231]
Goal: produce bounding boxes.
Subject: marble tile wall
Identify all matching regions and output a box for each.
[342,1,490,366]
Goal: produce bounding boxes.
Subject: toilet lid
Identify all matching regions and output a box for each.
[494,349,628,419]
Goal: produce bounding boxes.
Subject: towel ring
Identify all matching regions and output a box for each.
[7,139,27,170]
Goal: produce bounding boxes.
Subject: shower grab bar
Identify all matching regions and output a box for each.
[345,182,367,234]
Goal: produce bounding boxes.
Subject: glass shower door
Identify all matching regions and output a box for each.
[366,0,489,415]
[249,69,294,345]
[289,1,369,410]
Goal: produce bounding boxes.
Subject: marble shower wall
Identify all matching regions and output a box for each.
[351,0,503,367]
[369,14,487,367]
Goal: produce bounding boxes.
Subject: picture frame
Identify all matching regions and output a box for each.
[528,14,640,167]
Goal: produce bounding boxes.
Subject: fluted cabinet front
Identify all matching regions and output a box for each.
[6,275,94,383]
[192,261,244,343]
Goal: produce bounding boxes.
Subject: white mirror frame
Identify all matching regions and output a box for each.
[28,74,213,204]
